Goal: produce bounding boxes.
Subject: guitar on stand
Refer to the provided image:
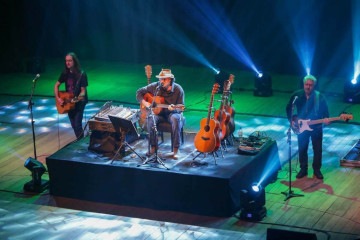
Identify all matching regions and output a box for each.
[139,65,153,128]
[193,83,220,164]
[291,113,353,135]
[223,74,236,140]
[56,91,83,114]
[214,84,231,142]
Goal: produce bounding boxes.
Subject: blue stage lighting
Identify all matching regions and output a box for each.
[239,183,266,221]
[23,157,49,193]
[351,78,357,85]
[254,72,272,97]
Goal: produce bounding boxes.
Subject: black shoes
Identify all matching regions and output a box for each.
[314,170,324,179]
[296,169,324,179]
[296,169,308,179]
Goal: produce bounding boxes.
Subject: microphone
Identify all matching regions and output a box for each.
[292,96,298,105]
[32,74,40,83]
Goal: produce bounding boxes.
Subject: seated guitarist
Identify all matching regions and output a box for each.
[136,69,185,159]
[54,52,88,139]
[286,75,329,180]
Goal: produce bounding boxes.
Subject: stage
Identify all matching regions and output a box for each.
[46,133,281,217]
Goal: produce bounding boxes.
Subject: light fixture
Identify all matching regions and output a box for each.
[254,72,272,97]
[344,74,360,103]
[239,182,266,221]
[23,157,49,193]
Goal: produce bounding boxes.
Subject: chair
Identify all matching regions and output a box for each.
[157,117,185,151]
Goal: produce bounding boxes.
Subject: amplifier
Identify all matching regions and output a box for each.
[89,119,115,132]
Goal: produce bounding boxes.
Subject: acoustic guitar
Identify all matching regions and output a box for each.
[139,65,153,128]
[194,83,221,153]
[214,83,231,141]
[56,91,80,114]
[140,93,185,116]
[291,113,353,134]
[223,74,235,136]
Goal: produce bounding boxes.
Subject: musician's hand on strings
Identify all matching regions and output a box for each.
[323,118,330,125]
[168,104,175,111]
[57,97,64,106]
[142,99,152,109]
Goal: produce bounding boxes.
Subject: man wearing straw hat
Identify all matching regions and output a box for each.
[136,69,185,159]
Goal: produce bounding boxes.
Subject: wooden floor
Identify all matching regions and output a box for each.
[1,61,360,239]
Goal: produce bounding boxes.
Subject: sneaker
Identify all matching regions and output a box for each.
[314,170,324,179]
[296,169,308,179]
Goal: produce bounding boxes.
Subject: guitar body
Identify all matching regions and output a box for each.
[225,105,236,135]
[214,109,231,140]
[194,118,220,153]
[56,91,75,114]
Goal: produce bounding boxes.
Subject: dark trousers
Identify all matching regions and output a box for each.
[297,127,323,171]
[68,101,86,139]
[147,112,183,149]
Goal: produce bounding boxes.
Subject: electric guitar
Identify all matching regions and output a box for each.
[291,113,353,134]
[194,83,221,153]
[56,91,82,114]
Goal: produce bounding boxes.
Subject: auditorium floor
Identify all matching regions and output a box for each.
[0,61,360,239]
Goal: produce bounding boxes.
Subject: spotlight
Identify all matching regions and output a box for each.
[214,68,229,92]
[344,74,360,103]
[23,157,49,193]
[239,182,266,221]
[254,72,272,97]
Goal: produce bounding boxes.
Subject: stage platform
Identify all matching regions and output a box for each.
[46,135,281,217]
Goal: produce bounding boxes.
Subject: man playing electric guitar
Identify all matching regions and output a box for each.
[136,69,185,159]
[286,75,329,180]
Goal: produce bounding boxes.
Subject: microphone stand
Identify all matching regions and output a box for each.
[139,85,168,170]
[28,78,38,159]
[281,99,303,201]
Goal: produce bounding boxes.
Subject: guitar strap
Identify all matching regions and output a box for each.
[73,71,84,97]
[315,90,320,115]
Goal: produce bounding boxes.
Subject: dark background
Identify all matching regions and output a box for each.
[0,0,354,78]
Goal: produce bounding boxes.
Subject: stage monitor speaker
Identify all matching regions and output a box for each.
[267,228,317,240]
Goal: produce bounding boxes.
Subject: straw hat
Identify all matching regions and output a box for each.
[156,69,174,79]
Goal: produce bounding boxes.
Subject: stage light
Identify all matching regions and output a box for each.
[239,182,266,221]
[254,72,272,97]
[344,74,360,103]
[23,157,49,193]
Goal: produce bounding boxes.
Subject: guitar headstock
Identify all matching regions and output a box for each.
[223,74,235,93]
[212,83,220,95]
[145,65,152,83]
[340,113,353,122]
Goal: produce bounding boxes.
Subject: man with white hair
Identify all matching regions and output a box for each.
[286,75,329,179]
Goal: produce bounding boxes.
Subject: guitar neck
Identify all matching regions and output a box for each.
[308,117,339,125]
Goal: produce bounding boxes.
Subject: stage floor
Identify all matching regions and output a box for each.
[46,133,280,217]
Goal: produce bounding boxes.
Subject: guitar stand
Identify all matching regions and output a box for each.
[192,150,218,166]
[138,125,169,170]
[108,115,144,164]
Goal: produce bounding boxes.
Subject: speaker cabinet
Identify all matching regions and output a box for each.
[267,228,317,240]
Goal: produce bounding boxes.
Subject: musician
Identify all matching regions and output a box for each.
[136,69,185,159]
[286,75,329,179]
[54,52,88,139]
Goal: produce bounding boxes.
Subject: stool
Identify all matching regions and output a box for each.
[157,118,185,151]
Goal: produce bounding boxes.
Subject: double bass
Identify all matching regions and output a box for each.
[194,83,220,153]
